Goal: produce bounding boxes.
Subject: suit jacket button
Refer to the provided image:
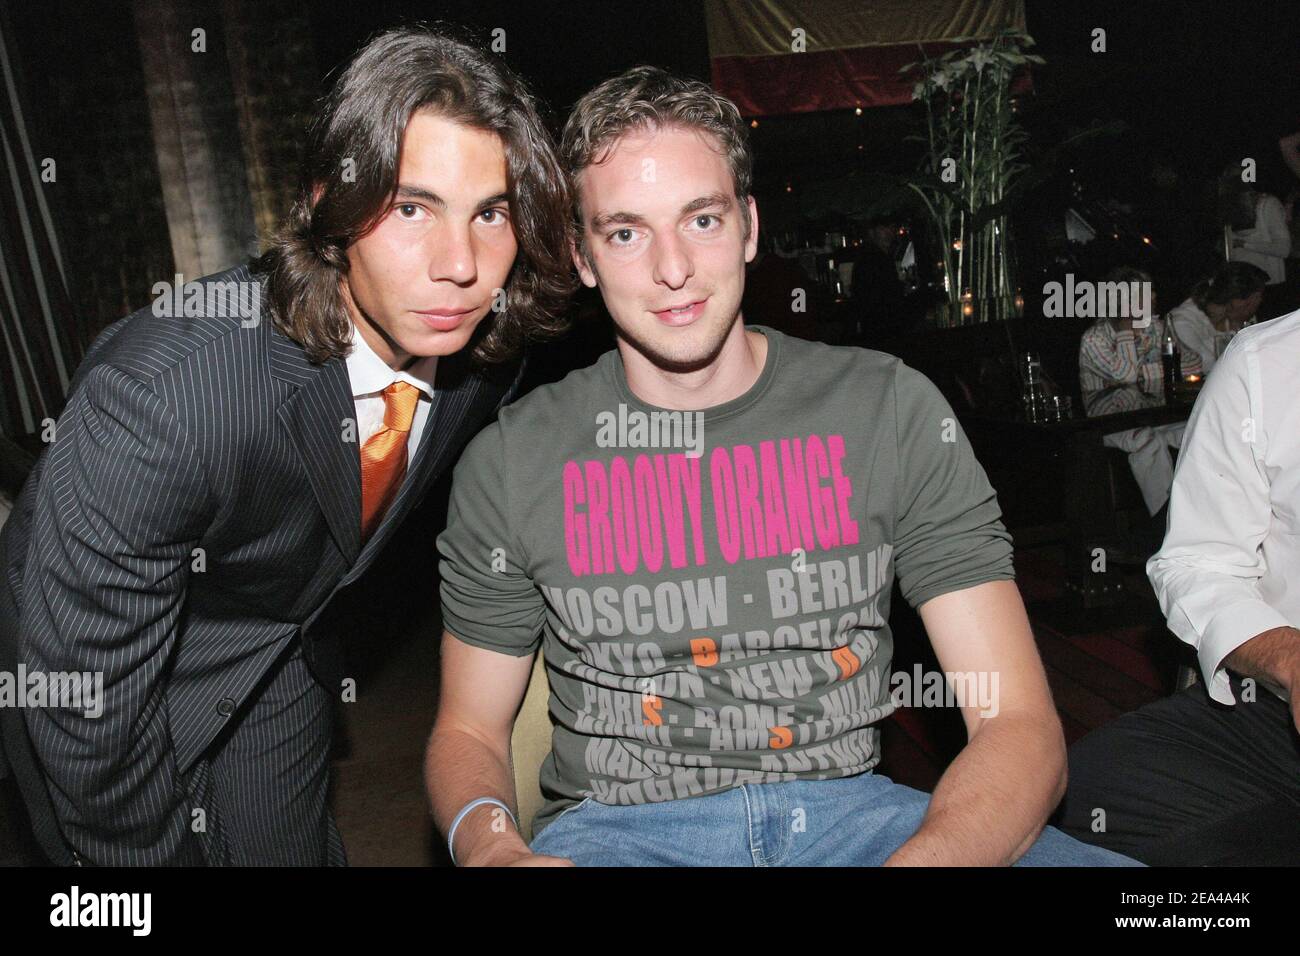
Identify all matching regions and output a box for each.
[217,697,236,717]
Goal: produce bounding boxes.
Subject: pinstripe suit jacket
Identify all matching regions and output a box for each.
[0,263,521,865]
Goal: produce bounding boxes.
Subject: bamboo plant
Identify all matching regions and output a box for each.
[904,31,1043,326]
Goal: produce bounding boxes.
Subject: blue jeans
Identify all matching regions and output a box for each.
[530,771,1143,866]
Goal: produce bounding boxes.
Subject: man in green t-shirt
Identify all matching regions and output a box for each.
[424,67,1140,867]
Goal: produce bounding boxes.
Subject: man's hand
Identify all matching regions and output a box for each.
[1258,626,1299,732]
[1223,624,1300,732]
[450,813,575,867]
[463,839,574,867]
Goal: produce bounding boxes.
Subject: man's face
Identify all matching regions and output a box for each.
[573,124,758,371]
[344,110,518,368]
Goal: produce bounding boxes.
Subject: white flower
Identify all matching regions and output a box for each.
[970,47,993,73]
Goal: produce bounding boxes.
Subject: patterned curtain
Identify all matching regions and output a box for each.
[132,0,260,281]
[0,0,316,442]
[0,0,77,440]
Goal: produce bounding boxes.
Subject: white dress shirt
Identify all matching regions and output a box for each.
[1165,298,1222,374]
[1147,309,1300,704]
[1229,194,1292,285]
[345,322,438,465]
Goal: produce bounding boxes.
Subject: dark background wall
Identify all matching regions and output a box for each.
[3,0,1298,413]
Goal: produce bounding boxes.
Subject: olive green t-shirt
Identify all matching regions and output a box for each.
[438,327,1014,836]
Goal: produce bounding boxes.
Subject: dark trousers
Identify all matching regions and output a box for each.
[1054,676,1300,865]
[180,642,347,866]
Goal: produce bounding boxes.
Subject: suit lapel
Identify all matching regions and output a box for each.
[339,350,490,586]
[268,318,505,585]
[269,327,363,565]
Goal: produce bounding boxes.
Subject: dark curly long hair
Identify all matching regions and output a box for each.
[253,24,574,366]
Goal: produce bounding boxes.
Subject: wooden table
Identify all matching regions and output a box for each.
[966,388,1199,608]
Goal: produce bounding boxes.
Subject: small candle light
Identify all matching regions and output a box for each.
[1014,291,1025,315]
[1183,373,1202,384]
[952,239,963,251]
[961,289,974,318]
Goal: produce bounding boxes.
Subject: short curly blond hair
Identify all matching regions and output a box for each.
[561,66,753,250]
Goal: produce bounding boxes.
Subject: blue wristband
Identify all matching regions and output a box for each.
[447,797,519,865]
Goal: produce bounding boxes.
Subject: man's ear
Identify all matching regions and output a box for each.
[572,237,598,289]
[744,195,760,263]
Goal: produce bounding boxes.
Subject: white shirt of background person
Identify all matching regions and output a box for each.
[1230,194,1291,285]
[1147,309,1300,704]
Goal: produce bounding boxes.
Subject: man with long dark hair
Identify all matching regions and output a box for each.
[0,24,572,865]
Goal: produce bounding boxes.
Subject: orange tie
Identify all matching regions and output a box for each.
[360,381,421,542]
